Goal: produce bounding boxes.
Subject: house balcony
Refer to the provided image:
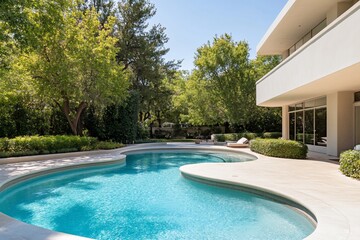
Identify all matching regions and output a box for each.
[256,2,360,107]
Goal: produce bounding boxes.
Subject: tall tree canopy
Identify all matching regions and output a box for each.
[115,0,180,123]
[1,1,129,135]
[173,34,281,132]
[179,34,253,128]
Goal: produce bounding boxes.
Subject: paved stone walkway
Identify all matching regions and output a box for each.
[0,151,121,184]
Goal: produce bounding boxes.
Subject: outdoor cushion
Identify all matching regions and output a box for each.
[237,137,249,144]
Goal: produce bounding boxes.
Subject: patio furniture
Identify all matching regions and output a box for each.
[227,137,249,148]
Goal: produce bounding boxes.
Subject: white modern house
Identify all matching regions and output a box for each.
[256,0,360,156]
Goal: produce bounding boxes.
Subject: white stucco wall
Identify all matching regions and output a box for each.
[281,106,289,139]
[256,2,360,106]
[327,92,354,156]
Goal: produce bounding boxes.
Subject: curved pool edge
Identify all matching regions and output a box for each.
[118,143,258,161]
[0,154,126,240]
[0,143,354,240]
[178,156,351,240]
[180,169,317,226]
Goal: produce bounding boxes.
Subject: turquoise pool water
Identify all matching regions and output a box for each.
[0,151,314,239]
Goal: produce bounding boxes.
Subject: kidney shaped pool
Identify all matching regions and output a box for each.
[0,151,315,240]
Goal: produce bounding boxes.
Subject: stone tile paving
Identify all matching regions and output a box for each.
[0,152,121,184]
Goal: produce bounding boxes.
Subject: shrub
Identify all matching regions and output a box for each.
[101,91,140,143]
[212,133,259,142]
[262,132,282,139]
[0,135,98,158]
[250,138,308,159]
[137,123,150,140]
[94,141,125,150]
[340,150,360,179]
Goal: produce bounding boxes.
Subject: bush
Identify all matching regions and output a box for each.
[101,91,140,143]
[340,150,360,179]
[250,138,308,159]
[137,123,150,140]
[0,135,105,158]
[212,133,259,142]
[134,139,195,144]
[262,132,282,139]
[94,141,125,150]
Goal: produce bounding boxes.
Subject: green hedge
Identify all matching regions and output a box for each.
[212,132,281,142]
[340,150,360,179]
[134,139,196,144]
[250,138,308,159]
[262,132,282,139]
[0,135,123,158]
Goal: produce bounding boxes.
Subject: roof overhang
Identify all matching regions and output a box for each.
[258,62,360,107]
[257,0,352,55]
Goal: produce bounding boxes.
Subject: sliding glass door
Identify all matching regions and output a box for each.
[356,106,360,145]
[288,97,327,147]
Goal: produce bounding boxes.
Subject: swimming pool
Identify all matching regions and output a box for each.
[0,151,315,239]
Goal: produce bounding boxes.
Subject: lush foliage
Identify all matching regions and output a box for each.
[340,150,360,179]
[0,135,124,158]
[102,92,140,143]
[262,132,283,139]
[250,138,308,159]
[134,139,196,144]
[212,132,281,142]
[172,35,281,132]
[0,135,95,157]
[115,0,180,125]
[212,133,259,142]
[0,0,282,143]
[1,0,130,136]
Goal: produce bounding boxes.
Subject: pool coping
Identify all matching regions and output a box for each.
[0,143,359,239]
[0,152,127,240]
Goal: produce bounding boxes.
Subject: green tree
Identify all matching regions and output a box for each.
[176,35,281,132]
[188,34,254,128]
[81,0,116,26]
[115,0,180,123]
[6,4,129,135]
[249,55,282,132]
[173,71,224,126]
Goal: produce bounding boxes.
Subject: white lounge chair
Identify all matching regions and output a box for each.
[227,137,249,148]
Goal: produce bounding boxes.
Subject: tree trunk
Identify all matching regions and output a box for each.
[144,111,151,121]
[58,99,88,135]
[139,111,143,122]
[156,110,162,127]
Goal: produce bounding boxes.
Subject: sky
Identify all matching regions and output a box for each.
[148,0,288,71]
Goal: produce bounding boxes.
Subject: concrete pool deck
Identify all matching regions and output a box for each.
[0,143,359,240]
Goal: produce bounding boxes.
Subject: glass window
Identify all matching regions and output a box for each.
[289,97,327,146]
[296,112,304,143]
[289,112,295,140]
[304,100,315,109]
[289,105,296,112]
[356,106,360,145]
[315,108,327,147]
[304,110,314,145]
[315,97,326,107]
[296,103,303,110]
[303,32,311,44]
[355,91,360,102]
[295,39,303,50]
[312,19,327,37]
[289,45,296,55]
